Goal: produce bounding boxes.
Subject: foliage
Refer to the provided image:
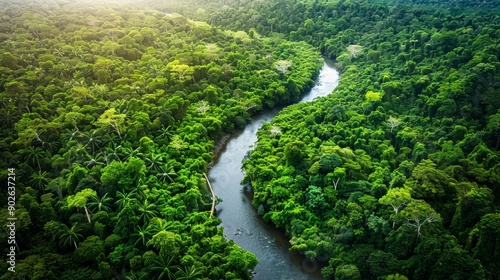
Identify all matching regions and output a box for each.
[1,0,499,279]
[0,1,322,279]
[229,0,500,278]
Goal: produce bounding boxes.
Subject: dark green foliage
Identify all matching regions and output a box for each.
[233,0,500,279]
[335,264,362,280]
[0,1,322,279]
[1,0,499,279]
[319,153,343,173]
[467,213,500,277]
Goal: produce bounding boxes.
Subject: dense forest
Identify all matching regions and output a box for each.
[0,1,322,279]
[1,0,500,279]
[150,0,500,279]
[207,0,500,279]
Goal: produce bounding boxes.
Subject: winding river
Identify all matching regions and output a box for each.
[208,59,340,280]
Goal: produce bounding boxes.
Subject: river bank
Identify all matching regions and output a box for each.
[207,58,340,280]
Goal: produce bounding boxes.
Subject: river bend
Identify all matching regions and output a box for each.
[208,59,340,280]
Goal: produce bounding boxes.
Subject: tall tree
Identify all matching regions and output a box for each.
[379,188,412,228]
[95,108,126,139]
[59,223,83,249]
[67,188,97,223]
[400,200,441,239]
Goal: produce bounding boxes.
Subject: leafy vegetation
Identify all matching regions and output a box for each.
[1,0,499,279]
[0,1,322,279]
[235,0,500,279]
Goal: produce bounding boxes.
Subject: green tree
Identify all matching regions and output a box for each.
[151,254,177,280]
[284,140,307,167]
[367,251,399,277]
[1,51,17,69]
[400,200,441,239]
[22,146,46,170]
[131,224,151,247]
[405,159,457,203]
[95,108,126,139]
[468,213,500,276]
[30,170,50,192]
[148,230,181,256]
[175,265,204,280]
[60,223,83,249]
[305,185,328,212]
[74,236,105,265]
[67,188,97,223]
[335,264,362,280]
[384,274,408,280]
[379,188,412,228]
[319,153,343,173]
[138,199,158,224]
[486,113,500,149]
[365,91,383,102]
[88,193,113,213]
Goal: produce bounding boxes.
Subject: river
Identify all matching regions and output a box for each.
[207,58,340,280]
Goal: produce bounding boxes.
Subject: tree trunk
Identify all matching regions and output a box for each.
[84,205,91,223]
[203,173,216,218]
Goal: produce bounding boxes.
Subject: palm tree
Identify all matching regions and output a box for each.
[53,48,64,57]
[102,132,120,146]
[54,62,71,79]
[72,46,84,59]
[145,153,165,173]
[147,217,174,236]
[105,143,122,162]
[115,190,139,211]
[133,185,147,201]
[30,170,50,192]
[61,129,79,142]
[73,70,84,80]
[155,125,173,143]
[83,130,101,154]
[157,165,177,183]
[59,223,83,249]
[151,254,177,280]
[0,94,8,108]
[138,199,158,224]
[63,142,86,165]
[100,151,112,166]
[122,269,140,280]
[120,146,144,161]
[22,146,46,170]
[12,92,29,113]
[237,60,250,72]
[40,138,59,154]
[0,108,20,126]
[112,99,127,114]
[176,265,204,280]
[90,83,109,99]
[84,153,105,168]
[88,193,112,213]
[157,125,173,142]
[34,67,45,80]
[131,224,151,247]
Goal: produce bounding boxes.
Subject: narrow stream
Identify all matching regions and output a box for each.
[208,58,340,280]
